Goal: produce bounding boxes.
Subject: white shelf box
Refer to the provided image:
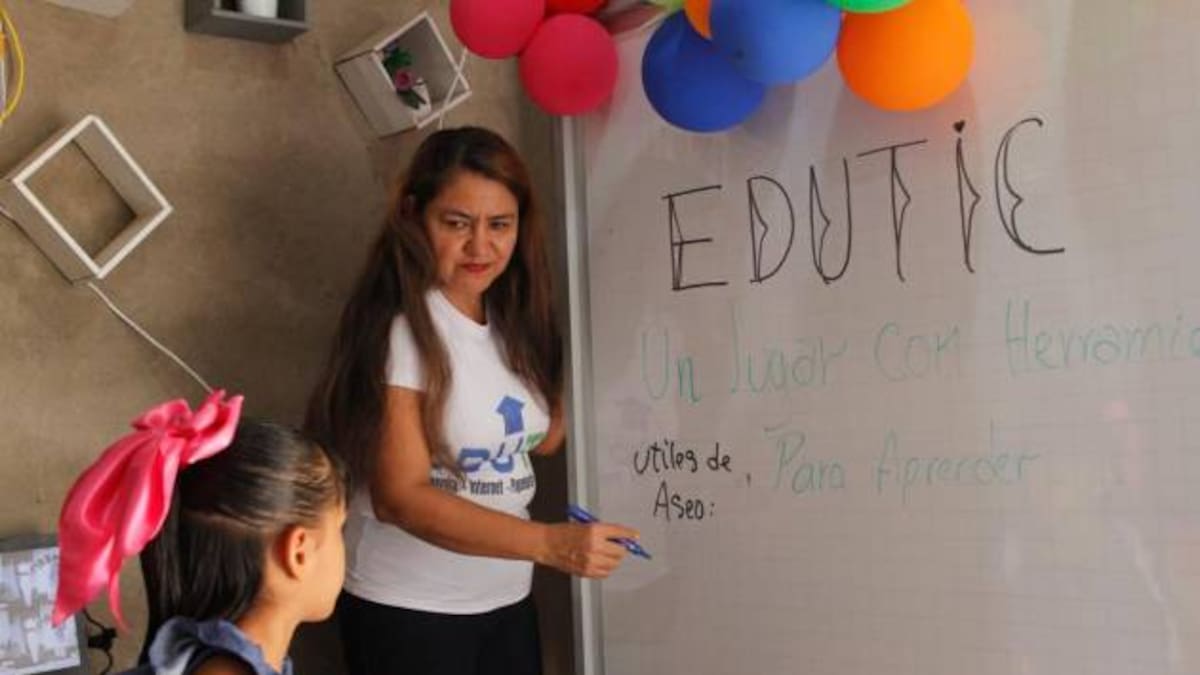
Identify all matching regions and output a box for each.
[0,115,172,282]
[335,12,471,137]
[184,0,309,44]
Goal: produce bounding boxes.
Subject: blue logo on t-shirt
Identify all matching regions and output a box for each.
[457,396,545,475]
[496,396,525,435]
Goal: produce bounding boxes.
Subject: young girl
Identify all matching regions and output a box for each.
[52,391,347,675]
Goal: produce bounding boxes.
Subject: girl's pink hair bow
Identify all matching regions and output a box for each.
[52,390,243,630]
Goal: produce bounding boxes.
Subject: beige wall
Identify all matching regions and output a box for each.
[0,1,571,672]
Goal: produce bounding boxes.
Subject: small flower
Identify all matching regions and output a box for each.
[393,69,417,92]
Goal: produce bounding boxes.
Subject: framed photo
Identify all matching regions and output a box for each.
[0,535,88,674]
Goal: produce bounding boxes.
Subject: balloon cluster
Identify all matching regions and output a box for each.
[450,0,619,115]
[646,0,974,132]
[450,0,974,130]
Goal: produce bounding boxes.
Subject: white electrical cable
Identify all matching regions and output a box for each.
[85,281,214,394]
[0,204,214,394]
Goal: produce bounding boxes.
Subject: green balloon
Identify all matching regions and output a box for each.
[828,0,912,13]
[648,0,685,12]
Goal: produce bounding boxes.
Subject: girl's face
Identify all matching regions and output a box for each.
[302,500,347,621]
[423,171,520,322]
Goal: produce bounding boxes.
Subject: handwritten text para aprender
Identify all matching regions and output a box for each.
[628,433,1040,522]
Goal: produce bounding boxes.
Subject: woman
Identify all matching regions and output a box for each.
[306,127,638,675]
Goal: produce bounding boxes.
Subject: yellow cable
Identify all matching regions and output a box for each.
[0,5,25,125]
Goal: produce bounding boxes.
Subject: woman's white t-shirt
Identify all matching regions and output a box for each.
[343,289,550,614]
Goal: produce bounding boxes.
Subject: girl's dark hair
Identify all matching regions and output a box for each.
[304,126,562,489]
[139,419,346,650]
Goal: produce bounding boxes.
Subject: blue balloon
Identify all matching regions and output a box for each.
[642,14,767,133]
[710,0,841,86]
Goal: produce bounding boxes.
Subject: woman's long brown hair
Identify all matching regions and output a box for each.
[305,127,562,490]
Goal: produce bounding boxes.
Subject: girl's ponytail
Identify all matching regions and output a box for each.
[137,489,181,663]
[52,392,243,631]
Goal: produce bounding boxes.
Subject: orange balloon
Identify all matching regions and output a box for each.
[837,0,973,111]
[684,0,711,39]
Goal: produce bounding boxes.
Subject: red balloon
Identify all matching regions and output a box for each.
[547,0,605,13]
[450,0,546,59]
[519,14,618,115]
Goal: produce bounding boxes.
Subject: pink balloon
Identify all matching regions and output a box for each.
[519,14,618,115]
[451,0,546,59]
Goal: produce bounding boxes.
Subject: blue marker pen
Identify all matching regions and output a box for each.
[567,504,652,560]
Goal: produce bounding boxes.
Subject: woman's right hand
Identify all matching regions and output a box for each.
[542,522,640,578]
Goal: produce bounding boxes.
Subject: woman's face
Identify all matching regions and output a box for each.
[423,170,520,321]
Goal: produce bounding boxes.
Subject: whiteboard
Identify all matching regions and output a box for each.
[563,2,1200,675]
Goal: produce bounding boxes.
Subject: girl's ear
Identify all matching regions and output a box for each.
[278,525,311,580]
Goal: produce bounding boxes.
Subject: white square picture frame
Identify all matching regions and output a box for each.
[0,115,172,282]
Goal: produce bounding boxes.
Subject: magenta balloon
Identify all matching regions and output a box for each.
[450,0,545,59]
[520,14,619,115]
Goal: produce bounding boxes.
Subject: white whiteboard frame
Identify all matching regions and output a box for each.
[554,5,1200,671]
[558,115,605,675]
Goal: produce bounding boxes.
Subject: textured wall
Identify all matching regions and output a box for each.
[0,1,571,672]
